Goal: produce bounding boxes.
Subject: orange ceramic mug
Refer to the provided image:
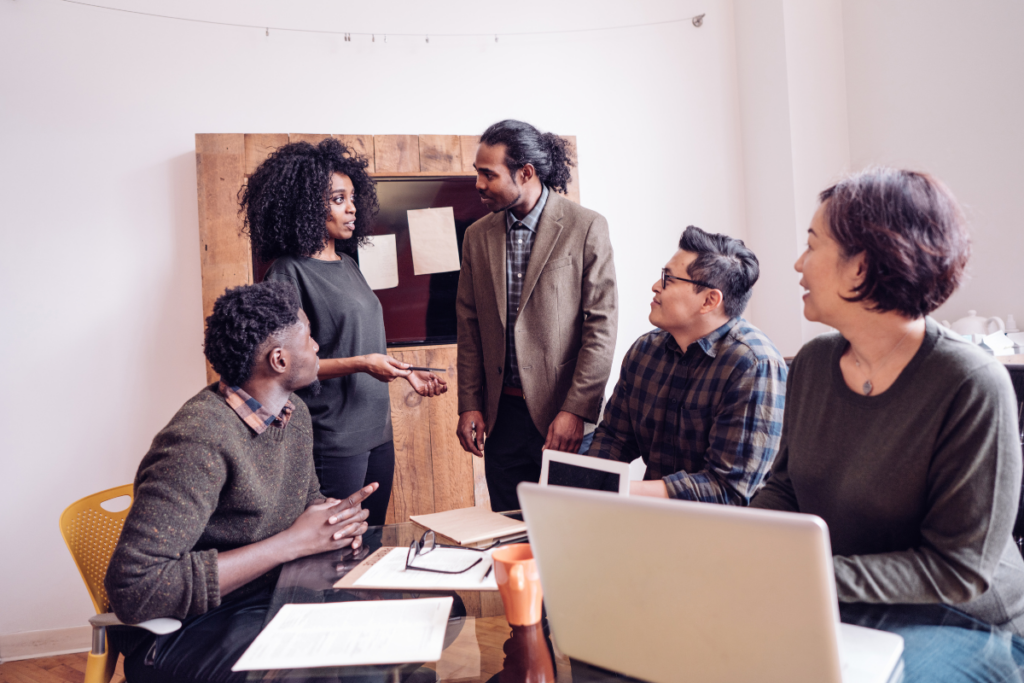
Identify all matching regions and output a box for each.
[492,544,543,626]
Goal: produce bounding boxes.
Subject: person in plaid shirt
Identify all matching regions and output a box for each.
[589,226,787,504]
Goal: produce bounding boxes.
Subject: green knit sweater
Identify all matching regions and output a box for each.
[105,384,322,624]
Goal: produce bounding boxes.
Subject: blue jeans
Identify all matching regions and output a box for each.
[841,603,1024,682]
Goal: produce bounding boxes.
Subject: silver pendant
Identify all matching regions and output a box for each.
[862,380,873,395]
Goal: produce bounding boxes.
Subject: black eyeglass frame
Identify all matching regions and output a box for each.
[405,530,486,575]
[660,268,717,291]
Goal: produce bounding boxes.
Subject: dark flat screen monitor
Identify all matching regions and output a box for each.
[366,177,489,346]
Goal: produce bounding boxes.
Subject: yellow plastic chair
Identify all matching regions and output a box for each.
[59,484,180,683]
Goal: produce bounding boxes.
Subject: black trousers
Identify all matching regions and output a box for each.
[484,394,546,512]
[315,440,395,526]
[112,587,272,683]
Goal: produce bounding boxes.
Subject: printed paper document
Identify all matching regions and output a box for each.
[231,597,453,671]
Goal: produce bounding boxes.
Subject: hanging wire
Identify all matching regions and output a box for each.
[58,0,706,40]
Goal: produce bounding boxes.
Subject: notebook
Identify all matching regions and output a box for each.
[517,483,904,683]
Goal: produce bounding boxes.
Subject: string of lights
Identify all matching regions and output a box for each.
[58,0,705,42]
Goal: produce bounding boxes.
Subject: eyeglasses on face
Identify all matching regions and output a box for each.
[405,530,484,574]
[660,268,716,291]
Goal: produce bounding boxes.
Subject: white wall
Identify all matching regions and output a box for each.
[0,0,748,642]
[842,0,1024,329]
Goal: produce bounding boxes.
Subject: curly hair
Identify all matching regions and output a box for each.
[239,138,380,261]
[820,167,970,318]
[479,120,576,194]
[204,280,302,387]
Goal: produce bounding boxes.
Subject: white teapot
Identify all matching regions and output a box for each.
[945,311,1005,336]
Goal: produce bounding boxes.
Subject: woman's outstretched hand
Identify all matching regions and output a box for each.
[406,371,448,397]
[362,354,412,382]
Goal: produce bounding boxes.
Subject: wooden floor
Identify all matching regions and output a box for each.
[0,653,124,683]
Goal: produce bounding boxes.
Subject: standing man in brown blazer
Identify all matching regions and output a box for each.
[455,119,618,511]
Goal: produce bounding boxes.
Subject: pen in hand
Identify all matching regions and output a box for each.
[407,366,447,372]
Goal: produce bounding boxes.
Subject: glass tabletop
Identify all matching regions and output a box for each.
[260,522,631,683]
[260,523,1024,683]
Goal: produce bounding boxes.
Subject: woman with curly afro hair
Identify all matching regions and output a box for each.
[240,138,446,524]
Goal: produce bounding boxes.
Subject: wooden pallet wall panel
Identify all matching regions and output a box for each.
[334,134,376,172]
[385,349,436,523]
[374,135,420,173]
[459,135,479,172]
[288,133,331,146]
[195,134,250,383]
[243,133,288,177]
[419,135,463,173]
[424,346,475,513]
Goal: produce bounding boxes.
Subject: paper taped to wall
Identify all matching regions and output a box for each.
[407,207,461,275]
[358,234,399,290]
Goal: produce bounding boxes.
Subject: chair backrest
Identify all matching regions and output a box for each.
[59,484,133,614]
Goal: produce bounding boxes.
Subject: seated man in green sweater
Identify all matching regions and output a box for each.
[105,280,376,682]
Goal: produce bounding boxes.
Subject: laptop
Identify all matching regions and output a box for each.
[517,483,904,683]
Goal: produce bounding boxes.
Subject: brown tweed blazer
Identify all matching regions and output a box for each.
[456,191,618,434]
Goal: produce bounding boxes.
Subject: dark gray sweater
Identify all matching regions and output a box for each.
[105,385,321,624]
[751,318,1024,634]
[265,255,392,458]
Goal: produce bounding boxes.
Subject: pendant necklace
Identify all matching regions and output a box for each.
[851,328,913,396]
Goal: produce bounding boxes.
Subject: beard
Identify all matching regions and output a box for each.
[304,379,323,397]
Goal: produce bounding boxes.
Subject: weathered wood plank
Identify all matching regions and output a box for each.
[288,133,331,146]
[460,135,480,173]
[243,133,288,177]
[426,346,474,513]
[334,134,375,172]
[374,135,420,173]
[419,135,462,173]
[195,134,251,384]
[386,349,435,522]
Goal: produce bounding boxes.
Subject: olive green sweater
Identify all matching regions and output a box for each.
[105,385,322,624]
[751,318,1024,634]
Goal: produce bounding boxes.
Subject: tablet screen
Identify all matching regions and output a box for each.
[547,461,619,492]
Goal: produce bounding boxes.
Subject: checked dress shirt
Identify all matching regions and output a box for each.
[589,317,787,505]
[503,184,549,389]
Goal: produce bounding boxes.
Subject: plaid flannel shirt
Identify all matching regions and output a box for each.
[503,184,549,388]
[589,318,787,505]
[218,382,295,434]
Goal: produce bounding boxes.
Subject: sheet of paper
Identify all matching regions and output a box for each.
[357,234,399,290]
[231,597,453,671]
[407,207,461,275]
[347,547,498,591]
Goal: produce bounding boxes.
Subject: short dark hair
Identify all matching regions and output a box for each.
[240,138,380,262]
[204,280,302,387]
[678,226,760,318]
[479,120,576,194]
[819,167,970,318]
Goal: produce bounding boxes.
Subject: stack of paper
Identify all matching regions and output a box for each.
[410,507,527,547]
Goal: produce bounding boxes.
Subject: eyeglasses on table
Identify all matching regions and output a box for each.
[405,530,488,575]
